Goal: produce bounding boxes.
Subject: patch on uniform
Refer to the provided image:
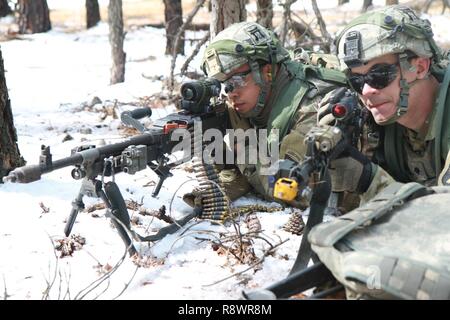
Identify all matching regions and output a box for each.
[441,164,450,186]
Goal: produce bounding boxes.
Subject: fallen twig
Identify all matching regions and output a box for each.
[202,238,289,287]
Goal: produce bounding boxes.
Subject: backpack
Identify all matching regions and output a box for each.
[309,182,450,299]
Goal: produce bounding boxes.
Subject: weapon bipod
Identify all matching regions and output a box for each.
[64,178,137,256]
[64,178,202,257]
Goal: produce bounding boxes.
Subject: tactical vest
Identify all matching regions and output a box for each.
[266,59,347,146]
[228,58,347,200]
[381,61,450,185]
[309,182,450,300]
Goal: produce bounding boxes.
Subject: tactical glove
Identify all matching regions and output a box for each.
[182,167,251,209]
[182,188,204,209]
[317,87,349,126]
[306,124,375,194]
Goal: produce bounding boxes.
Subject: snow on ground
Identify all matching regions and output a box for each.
[1,1,450,300]
[0,20,302,300]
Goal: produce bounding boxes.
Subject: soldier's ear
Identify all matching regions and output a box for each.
[413,57,431,79]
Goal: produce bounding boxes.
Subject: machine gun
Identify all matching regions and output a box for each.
[270,89,366,276]
[3,78,227,256]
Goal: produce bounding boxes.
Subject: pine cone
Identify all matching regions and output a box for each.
[283,211,305,235]
[245,213,261,234]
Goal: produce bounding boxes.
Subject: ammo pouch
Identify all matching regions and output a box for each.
[308,182,450,300]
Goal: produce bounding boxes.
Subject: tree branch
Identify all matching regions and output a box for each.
[168,0,207,93]
[311,0,332,52]
[180,30,210,77]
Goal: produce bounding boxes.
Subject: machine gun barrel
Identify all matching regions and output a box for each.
[3,133,164,184]
[2,80,228,256]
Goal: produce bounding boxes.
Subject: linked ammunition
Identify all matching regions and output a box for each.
[196,172,219,180]
[202,197,227,204]
[203,206,229,212]
[195,167,218,175]
[201,212,228,220]
[202,191,226,198]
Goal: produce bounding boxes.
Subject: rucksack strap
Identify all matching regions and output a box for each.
[434,63,450,174]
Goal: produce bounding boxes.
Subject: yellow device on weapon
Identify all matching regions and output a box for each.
[274,178,299,201]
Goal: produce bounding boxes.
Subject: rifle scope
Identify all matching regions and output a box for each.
[180,78,221,114]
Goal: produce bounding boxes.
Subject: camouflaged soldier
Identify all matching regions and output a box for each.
[184,21,346,210]
[310,5,450,205]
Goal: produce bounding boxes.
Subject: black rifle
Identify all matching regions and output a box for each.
[243,90,365,300]
[3,78,228,256]
[243,261,342,299]
[270,89,366,277]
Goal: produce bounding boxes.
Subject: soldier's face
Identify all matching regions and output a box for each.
[224,64,266,114]
[350,54,401,124]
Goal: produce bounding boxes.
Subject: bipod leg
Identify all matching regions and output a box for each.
[289,174,331,275]
[101,181,137,256]
[134,211,198,242]
[64,190,85,237]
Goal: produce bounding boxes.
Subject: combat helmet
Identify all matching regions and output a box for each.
[201,22,290,118]
[335,5,444,125]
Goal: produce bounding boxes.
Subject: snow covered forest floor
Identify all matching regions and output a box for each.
[0,0,450,300]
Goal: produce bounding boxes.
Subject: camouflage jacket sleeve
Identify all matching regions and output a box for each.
[361,139,450,204]
[279,95,321,163]
[235,96,320,206]
[210,105,253,202]
[359,165,396,205]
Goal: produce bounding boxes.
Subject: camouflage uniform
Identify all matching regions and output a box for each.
[316,5,450,205]
[200,22,346,206]
[293,6,450,300]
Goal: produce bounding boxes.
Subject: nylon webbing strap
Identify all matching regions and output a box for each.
[434,63,450,175]
[384,124,410,182]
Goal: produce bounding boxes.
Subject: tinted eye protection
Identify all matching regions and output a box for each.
[349,63,398,93]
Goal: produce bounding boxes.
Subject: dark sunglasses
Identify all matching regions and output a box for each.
[348,63,399,94]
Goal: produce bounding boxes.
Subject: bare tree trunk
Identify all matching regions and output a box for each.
[386,0,398,4]
[168,0,206,93]
[0,49,25,181]
[279,0,296,46]
[311,0,331,52]
[338,0,349,5]
[362,0,373,12]
[17,0,51,34]
[256,0,273,29]
[0,0,12,17]
[210,0,246,38]
[108,0,125,84]
[164,0,184,56]
[86,0,101,29]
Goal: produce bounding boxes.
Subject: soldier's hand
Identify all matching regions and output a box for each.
[182,188,204,211]
[317,87,349,126]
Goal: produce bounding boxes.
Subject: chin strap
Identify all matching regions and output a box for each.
[378,52,424,126]
[239,60,270,120]
[240,43,279,120]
